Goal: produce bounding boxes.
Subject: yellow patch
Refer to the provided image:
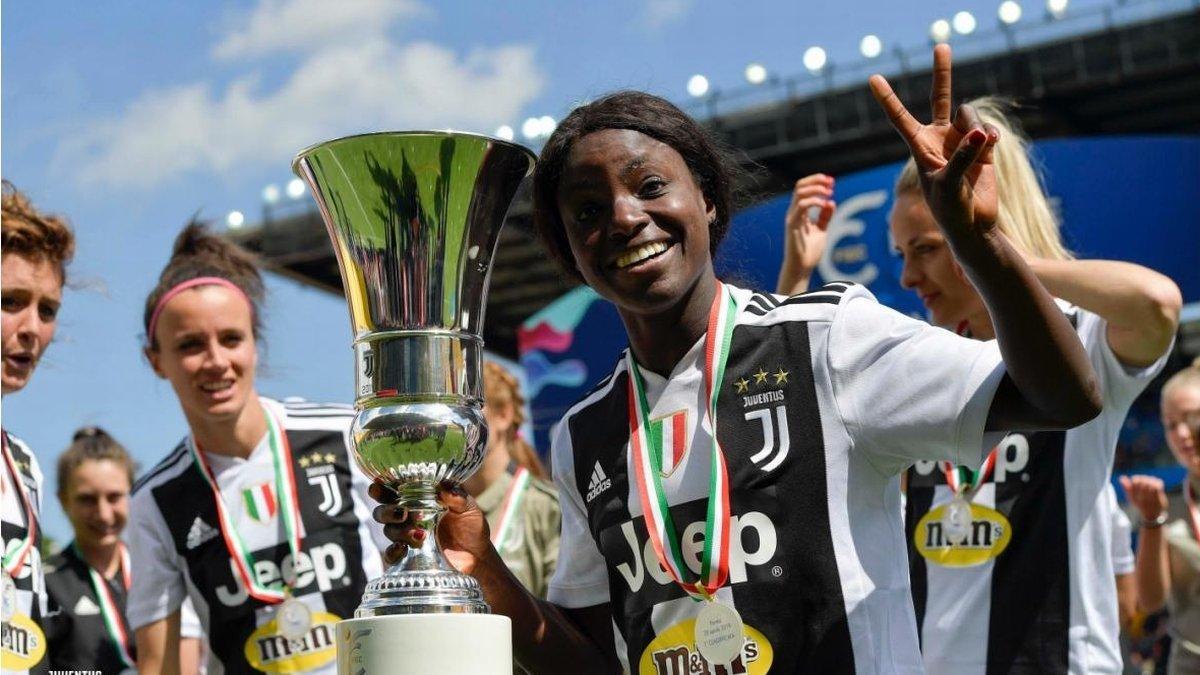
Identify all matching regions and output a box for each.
[639,617,773,674]
[915,502,1012,567]
[244,610,339,672]
[2,613,47,670]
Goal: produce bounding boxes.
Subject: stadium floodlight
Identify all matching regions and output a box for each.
[226,211,245,229]
[929,19,952,43]
[286,178,306,199]
[687,74,710,97]
[998,0,1022,24]
[744,63,768,85]
[860,34,883,59]
[803,46,827,73]
[953,11,977,34]
[495,125,515,141]
[522,117,541,140]
[1047,0,1068,18]
[262,184,281,204]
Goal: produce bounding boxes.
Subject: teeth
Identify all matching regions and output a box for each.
[615,242,668,269]
[201,382,232,392]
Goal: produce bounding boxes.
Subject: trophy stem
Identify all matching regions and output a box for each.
[355,483,490,617]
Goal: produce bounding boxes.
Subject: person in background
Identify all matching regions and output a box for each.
[45,427,139,673]
[2,180,75,675]
[1122,360,1200,675]
[463,361,560,599]
[126,223,388,674]
[779,97,1180,673]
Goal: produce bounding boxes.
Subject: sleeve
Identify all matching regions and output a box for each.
[344,423,391,555]
[125,489,188,631]
[545,421,611,608]
[1109,486,1136,576]
[827,286,1006,474]
[178,595,205,640]
[1075,307,1171,410]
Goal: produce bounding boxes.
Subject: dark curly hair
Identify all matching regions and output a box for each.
[531,91,744,281]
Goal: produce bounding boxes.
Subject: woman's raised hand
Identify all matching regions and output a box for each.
[1119,474,1168,523]
[869,44,1000,239]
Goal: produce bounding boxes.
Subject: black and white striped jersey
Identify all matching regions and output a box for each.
[1,431,48,675]
[905,305,1168,675]
[126,398,388,674]
[547,283,1006,674]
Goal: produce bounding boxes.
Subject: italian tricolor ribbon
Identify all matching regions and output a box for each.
[627,281,738,602]
[189,404,301,604]
[1184,480,1200,544]
[75,542,135,668]
[941,444,999,497]
[1,432,37,578]
[491,467,531,549]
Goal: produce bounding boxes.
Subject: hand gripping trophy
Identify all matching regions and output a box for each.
[293,132,535,674]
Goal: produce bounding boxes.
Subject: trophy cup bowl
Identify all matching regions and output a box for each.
[293,131,535,673]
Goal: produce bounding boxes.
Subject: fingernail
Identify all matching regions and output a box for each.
[414,530,427,542]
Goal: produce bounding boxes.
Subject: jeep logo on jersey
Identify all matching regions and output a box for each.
[615,512,778,593]
[913,433,1030,483]
[914,502,1012,567]
[640,616,773,674]
[215,542,349,606]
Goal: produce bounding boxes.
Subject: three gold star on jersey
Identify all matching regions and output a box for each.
[733,366,788,393]
[298,452,336,468]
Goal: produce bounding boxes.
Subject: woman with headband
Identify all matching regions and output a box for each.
[1,180,74,674]
[126,223,388,674]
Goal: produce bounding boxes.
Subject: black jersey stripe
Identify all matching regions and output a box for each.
[132,442,190,494]
[743,295,842,316]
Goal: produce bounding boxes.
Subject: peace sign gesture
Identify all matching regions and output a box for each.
[869,45,1000,238]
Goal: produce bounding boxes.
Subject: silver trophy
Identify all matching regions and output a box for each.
[293,132,534,671]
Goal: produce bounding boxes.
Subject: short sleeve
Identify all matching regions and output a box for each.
[828,287,1006,473]
[545,422,610,608]
[1075,307,1171,410]
[125,489,188,631]
[1108,486,1135,576]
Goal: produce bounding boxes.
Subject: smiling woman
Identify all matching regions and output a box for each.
[126,223,389,674]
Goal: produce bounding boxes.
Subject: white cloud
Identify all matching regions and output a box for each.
[58,1,545,190]
[213,0,425,61]
[640,0,695,31]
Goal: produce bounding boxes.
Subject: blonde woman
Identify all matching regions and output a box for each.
[1122,361,1200,675]
[780,98,1180,673]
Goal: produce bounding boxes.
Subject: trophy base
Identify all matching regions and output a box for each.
[336,614,511,675]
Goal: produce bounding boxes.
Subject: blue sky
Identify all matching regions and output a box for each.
[3,0,1124,542]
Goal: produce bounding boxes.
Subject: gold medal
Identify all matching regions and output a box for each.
[277,596,312,640]
[694,601,744,665]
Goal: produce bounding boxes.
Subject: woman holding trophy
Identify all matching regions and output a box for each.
[374,46,1106,673]
[1,180,75,674]
[126,223,388,674]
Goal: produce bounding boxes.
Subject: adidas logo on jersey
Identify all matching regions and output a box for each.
[73,595,101,616]
[586,462,612,503]
[186,516,219,550]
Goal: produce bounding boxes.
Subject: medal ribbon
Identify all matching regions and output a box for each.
[75,542,135,668]
[490,467,531,549]
[941,444,999,497]
[1,432,38,578]
[627,281,738,602]
[189,405,301,604]
[1184,480,1200,544]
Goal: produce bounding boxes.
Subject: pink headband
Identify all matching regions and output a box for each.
[147,276,252,344]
